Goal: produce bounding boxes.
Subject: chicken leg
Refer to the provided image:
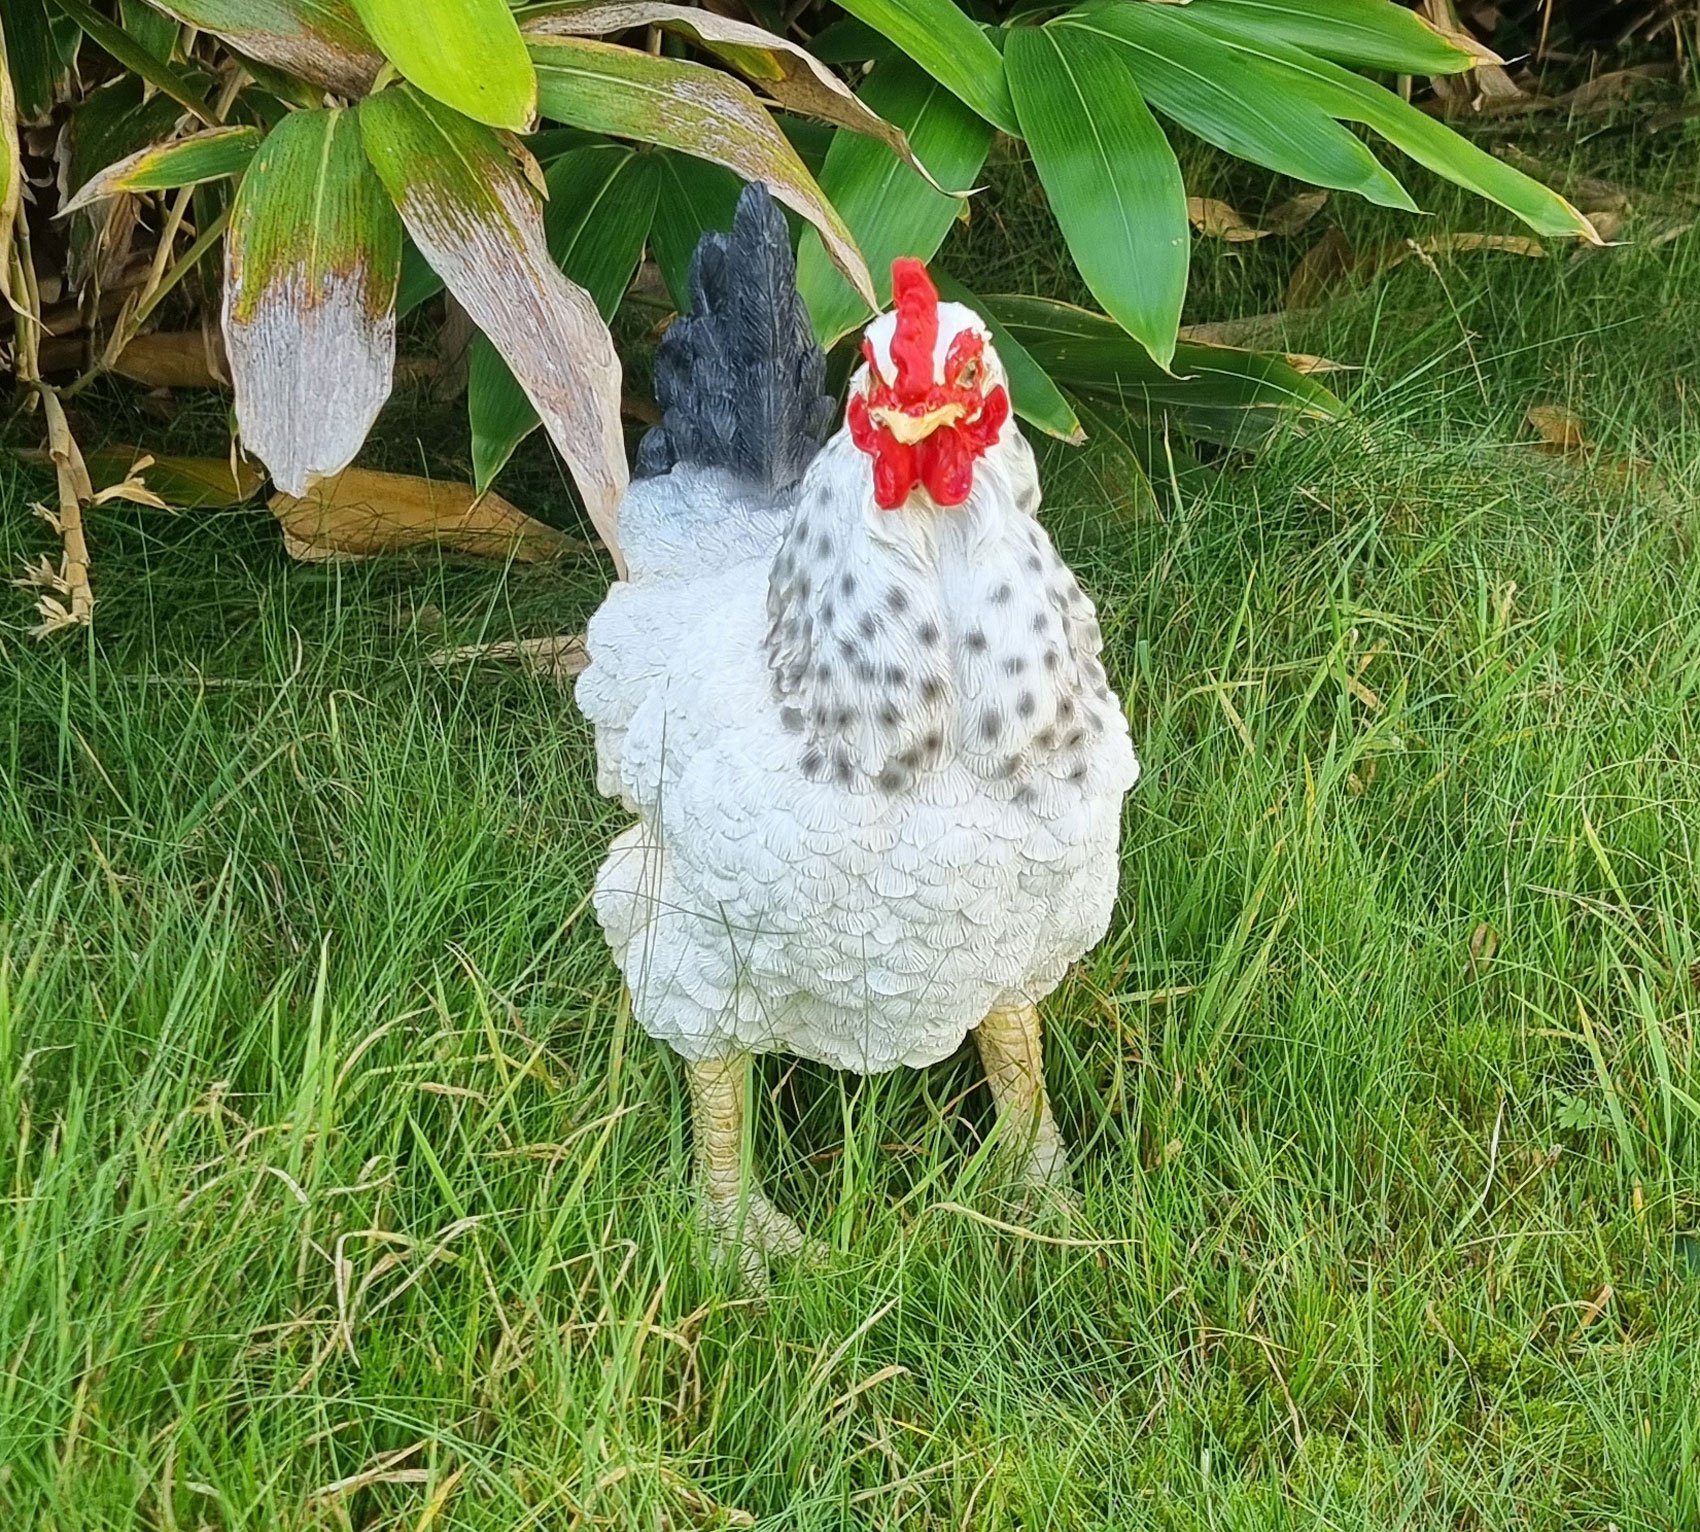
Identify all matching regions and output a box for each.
[687,1052,815,1286]
[973,999,1072,1193]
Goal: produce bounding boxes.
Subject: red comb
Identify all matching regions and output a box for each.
[888,258,938,402]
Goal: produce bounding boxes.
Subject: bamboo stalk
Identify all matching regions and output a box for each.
[30,391,97,633]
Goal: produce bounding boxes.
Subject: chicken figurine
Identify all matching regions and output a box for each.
[579,186,1140,1283]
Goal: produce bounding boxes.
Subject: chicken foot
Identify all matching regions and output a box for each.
[973,998,1072,1196]
[687,1052,818,1288]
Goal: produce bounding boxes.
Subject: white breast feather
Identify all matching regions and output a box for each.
[578,431,1139,1073]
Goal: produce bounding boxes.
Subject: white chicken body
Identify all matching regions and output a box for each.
[580,417,1140,1074]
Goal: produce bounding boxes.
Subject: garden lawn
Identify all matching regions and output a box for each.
[3,137,1700,1528]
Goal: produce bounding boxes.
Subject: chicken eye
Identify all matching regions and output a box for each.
[957,359,980,388]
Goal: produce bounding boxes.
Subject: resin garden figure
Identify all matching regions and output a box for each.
[578,186,1139,1285]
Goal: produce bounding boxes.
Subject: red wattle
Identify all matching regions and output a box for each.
[918,427,973,507]
[847,392,877,452]
[967,386,1010,448]
[852,394,918,506]
[871,437,917,508]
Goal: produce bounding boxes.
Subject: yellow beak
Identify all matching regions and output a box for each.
[869,401,965,445]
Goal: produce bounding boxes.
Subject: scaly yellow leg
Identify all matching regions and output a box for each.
[972,999,1072,1191]
[686,1052,815,1287]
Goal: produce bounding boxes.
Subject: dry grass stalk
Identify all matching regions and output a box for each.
[426,634,590,685]
[20,391,98,637]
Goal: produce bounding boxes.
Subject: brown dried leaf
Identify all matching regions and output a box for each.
[1415,0,1505,65]
[1284,229,1543,310]
[1525,404,1661,493]
[1570,1283,1613,1340]
[1467,921,1500,976]
[1561,66,1671,112]
[1577,208,1626,249]
[1187,197,1267,243]
[270,468,584,562]
[89,470,170,510]
[25,394,96,638]
[1526,404,1587,455]
[310,1443,430,1502]
[1494,147,1644,217]
[1262,191,1329,237]
[1418,0,1522,111]
[1189,193,1327,244]
[109,330,230,389]
[1180,312,1291,348]
[426,634,588,685]
[81,445,265,508]
[1647,218,1695,250]
[1285,228,1355,310]
[1282,352,1349,376]
[1387,232,1545,265]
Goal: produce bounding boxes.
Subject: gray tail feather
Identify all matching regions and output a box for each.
[635,183,835,494]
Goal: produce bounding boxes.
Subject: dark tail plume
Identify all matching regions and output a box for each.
[635,183,835,494]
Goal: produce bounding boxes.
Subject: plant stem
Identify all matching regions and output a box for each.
[37,389,97,632]
[58,204,232,401]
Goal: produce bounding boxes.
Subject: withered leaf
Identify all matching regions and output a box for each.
[82,445,265,508]
[426,634,588,686]
[1526,404,1587,455]
[110,329,230,390]
[1188,192,1328,244]
[269,467,586,562]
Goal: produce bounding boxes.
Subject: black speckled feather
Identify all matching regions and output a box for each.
[636,183,835,493]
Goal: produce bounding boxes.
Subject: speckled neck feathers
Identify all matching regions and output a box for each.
[764,431,1116,799]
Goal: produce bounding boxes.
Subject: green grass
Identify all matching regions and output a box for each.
[4,124,1700,1528]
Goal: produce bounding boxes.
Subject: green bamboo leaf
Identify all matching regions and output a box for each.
[784,116,833,175]
[63,75,181,202]
[528,35,873,305]
[396,239,442,316]
[520,2,938,186]
[359,83,628,561]
[119,0,179,63]
[235,56,332,110]
[527,126,604,163]
[1066,393,1168,512]
[60,75,182,287]
[1178,12,1598,240]
[830,0,1016,133]
[933,271,1082,443]
[1184,0,1479,76]
[1006,23,1188,370]
[61,123,261,214]
[808,15,888,65]
[984,292,1344,424]
[224,109,401,496]
[6,0,69,121]
[51,0,215,124]
[142,0,381,95]
[649,151,743,309]
[47,8,81,67]
[1,17,20,294]
[350,0,535,131]
[469,146,659,489]
[796,55,992,348]
[188,176,227,288]
[1058,3,1413,211]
